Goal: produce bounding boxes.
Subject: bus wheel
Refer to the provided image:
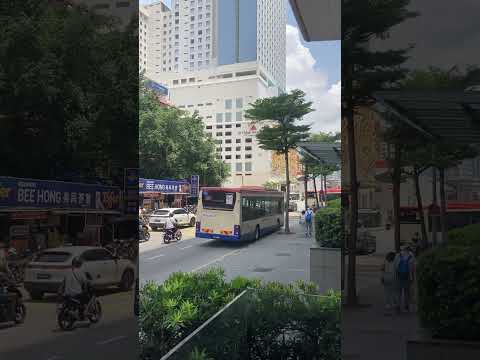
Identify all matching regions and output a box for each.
[255,226,260,241]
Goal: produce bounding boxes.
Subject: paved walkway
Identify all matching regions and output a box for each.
[342,254,422,360]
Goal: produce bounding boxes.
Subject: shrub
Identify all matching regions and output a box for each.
[140,270,341,360]
[448,223,480,248]
[416,245,480,340]
[314,202,343,248]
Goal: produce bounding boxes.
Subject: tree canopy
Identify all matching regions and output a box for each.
[0,1,138,185]
[139,79,229,186]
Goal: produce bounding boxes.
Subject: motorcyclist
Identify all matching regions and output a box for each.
[164,213,178,239]
[59,257,90,320]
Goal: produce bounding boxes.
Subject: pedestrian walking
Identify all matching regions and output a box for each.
[394,246,415,312]
[304,207,313,238]
[381,252,397,315]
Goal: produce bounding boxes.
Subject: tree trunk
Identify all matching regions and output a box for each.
[313,176,320,208]
[284,150,291,233]
[345,72,358,305]
[414,167,428,248]
[432,167,438,246]
[439,167,448,244]
[323,175,328,206]
[304,164,308,211]
[392,144,402,252]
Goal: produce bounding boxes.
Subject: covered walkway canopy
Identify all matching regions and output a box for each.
[297,142,341,166]
[289,0,340,41]
[373,91,480,145]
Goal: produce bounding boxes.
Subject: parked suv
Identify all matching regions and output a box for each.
[149,208,196,231]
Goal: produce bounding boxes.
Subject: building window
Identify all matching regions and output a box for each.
[246,138,252,143]
[225,131,232,136]
[245,154,252,159]
[236,98,243,108]
[215,140,222,144]
[236,124,241,128]
[206,125,212,129]
[216,147,222,152]
[216,132,223,136]
[189,77,195,82]
[225,139,232,143]
[236,112,242,122]
[216,125,223,129]
[225,147,232,152]
[225,155,232,160]
[181,79,187,84]
[225,124,232,129]
[236,163,242,172]
[236,139,241,143]
[245,162,252,172]
[173,80,179,85]
[236,154,241,159]
[225,113,232,122]
[216,113,223,123]
[245,146,252,151]
[225,99,232,109]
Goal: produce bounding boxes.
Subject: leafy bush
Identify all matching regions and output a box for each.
[139,268,260,359]
[140,269,341,360]
[314,201,343,248]
[416,245,480,340]
[448,223,480,248]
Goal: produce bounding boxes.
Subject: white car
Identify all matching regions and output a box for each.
[24,246,136,300]
[149,208,196,231]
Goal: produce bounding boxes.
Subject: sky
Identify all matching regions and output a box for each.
[140,0,341,133]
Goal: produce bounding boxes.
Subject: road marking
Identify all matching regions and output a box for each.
[146,254,164,260]
[47,356,63,360]
[287,269,305,272]
[178,245,193,250]
[191,249,242,273]
[97,335,128,346]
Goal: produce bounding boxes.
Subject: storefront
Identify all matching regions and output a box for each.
[139,178,190,211]
[0,177,121,252]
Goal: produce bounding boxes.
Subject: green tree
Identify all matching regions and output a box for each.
[139,80,229,185]
[342,0,417,304]
[0,1,138,184]
[245,89,313,233]
[263,180,280,191]
[309,131,341,143]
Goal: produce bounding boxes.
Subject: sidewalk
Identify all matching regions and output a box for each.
[342,254,422,360]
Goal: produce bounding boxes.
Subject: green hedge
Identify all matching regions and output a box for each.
[139,268,341,359]
[416,245,480,340]
[314,200,343,248]
[448,223,480,248]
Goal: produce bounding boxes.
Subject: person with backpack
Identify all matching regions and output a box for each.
[394,246,414,312]
[304,207,314,237]
[381,252,397,314]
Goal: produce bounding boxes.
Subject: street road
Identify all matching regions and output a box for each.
[0,287,137,359]
[140,215,312,285]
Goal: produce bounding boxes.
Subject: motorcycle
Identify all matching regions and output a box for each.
[57,283,102,331]
[0,274,26,325]
[139,221,150,242]
[163,227,182,244]
[105,239,136,260]
[6,248,34,284]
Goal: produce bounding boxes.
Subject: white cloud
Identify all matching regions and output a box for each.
[286,25,340,133]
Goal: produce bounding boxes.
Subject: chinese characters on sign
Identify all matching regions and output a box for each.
[139,178,190,194]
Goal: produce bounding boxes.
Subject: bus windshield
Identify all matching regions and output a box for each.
[202,191,236,210]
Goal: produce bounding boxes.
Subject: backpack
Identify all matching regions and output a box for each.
[305,211,312,223]
[397,255,411,278]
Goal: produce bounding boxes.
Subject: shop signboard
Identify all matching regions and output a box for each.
[124,168,139,215]
[139,178,190,194]
[0,177,121,211]
[190,175,199,197]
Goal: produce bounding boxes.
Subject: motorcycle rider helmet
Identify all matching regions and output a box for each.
[71,257,83,268]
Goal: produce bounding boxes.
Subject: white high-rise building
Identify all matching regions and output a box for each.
[140,0,285,90]
[142,0,286,186]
